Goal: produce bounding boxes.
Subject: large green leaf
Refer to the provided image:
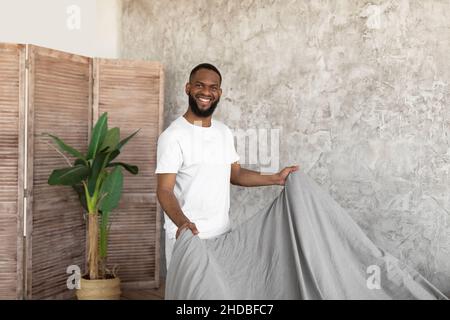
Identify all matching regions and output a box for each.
[116,129,140,150]
[107,162,138,175]
[87,112,108,160]
[43,133,86,161]
[72,184,88,212]
[98,167,123,213]
[74,158,86,167]
[48,165,89,186]
[102,129,138,169]
[107,149,121,163]
[101,127,120,152]
[99,211,110,259]
[88,152,108,196]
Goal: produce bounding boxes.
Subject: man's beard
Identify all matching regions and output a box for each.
[188,92,220,118]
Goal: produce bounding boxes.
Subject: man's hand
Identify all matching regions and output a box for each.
[176,221,199,239]
[274,165,299,186]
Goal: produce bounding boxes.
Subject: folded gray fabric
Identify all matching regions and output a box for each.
[166,170,448,300]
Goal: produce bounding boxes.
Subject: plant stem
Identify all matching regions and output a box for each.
[88,213,99,280]
[83,181,99,280]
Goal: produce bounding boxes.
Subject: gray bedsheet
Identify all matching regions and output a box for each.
[165,170,448,300]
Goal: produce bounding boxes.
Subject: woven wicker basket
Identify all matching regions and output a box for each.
[76,277,121,300]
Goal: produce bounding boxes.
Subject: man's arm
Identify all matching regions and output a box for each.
[230,162,299,187]
[156,173,199,238]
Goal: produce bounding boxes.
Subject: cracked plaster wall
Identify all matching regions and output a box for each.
[120,0,450,294]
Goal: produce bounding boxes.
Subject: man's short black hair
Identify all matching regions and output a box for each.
[189,63,222,84]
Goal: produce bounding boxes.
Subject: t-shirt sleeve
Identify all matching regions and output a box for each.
[227,128,240,164]
[155,132,183,174]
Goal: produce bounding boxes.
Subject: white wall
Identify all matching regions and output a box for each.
[0,0,121,58]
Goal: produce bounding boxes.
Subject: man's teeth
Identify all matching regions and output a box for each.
[199,97,211,102]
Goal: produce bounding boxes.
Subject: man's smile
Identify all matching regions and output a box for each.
[196,95,213,107]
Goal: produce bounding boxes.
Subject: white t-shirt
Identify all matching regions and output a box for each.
[155,116,240,240]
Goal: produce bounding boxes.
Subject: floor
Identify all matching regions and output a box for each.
[120,277,165,300]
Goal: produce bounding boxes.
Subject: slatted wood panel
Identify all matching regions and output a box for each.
[0,43,25,299]
[26,45,91,299]
[93,59,163,288]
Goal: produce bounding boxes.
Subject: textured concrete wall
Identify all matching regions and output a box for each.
[121,0,450,294]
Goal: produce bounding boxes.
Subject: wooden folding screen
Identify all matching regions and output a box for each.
[0,43,163,299]
[25,45,91,299]
[93,59,164,289]
[0,43,25,299]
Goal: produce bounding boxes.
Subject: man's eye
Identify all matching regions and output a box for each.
[195,84,202,88]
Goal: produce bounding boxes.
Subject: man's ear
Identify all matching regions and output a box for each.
[185,83,190,95]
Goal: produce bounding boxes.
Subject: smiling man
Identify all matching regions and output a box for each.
[155,63,299,268]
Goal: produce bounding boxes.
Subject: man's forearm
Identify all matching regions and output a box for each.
[232,167,280,187]
[156,189,190,227]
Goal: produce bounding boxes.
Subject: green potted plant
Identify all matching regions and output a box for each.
[44,112,139,299]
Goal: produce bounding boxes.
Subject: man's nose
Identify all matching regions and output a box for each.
[200,86,213,96]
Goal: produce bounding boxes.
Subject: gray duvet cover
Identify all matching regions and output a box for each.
[166,170,448,300]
